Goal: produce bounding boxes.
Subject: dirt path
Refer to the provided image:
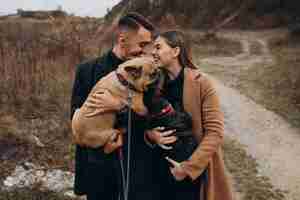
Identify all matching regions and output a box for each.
[216,78,300,200]
[200,30,276,67]
[198,30,300,200]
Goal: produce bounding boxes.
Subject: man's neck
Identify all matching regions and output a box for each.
[112,45,125,60]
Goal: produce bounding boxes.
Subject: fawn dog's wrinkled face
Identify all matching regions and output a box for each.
[118,57,159,92]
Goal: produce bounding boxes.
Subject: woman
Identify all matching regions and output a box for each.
[145,30,234,200]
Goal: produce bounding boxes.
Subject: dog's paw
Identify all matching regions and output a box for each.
[134,107,148,116]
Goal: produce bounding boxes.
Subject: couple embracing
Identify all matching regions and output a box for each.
[71,12,233,200]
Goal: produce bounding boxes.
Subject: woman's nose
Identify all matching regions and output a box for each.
[151,49,156,57]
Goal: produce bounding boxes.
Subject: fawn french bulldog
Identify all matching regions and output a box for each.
[71,57,159,153]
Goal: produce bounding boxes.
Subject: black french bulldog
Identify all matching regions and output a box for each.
[145,97,198,162]
[115,71,198,162]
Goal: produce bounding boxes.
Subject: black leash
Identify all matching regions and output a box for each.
[118,149,126,200]
[118,88,133,200]
[125,89,132,200]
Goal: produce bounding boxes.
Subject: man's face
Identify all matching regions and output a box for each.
[121,26,152,60]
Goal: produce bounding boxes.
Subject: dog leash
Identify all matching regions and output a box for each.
[118,88,133,200]
[118,149,126,200]
[125,89,132,200]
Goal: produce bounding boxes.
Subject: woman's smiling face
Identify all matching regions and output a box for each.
[152,36,178,69]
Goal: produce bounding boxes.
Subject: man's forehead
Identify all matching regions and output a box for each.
[136,26,152,42]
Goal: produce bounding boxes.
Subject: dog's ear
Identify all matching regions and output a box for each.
[124,66,143,79]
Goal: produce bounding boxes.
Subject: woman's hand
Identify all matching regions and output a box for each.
[85,90,127,113]
[165,157,188,181]
[145,127,177,148]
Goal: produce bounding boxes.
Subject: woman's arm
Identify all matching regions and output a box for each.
[181,76,224,180]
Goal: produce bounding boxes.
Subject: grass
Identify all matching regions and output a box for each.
[191,33,242,58]
[0,188,75,200]
[0,16,114,199]
[223,138,287,200]
[196,34,300,128]
[250,41,262,55]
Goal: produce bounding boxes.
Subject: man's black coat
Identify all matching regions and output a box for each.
[70,50,162,199]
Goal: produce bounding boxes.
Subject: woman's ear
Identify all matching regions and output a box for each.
[173,47,181,58]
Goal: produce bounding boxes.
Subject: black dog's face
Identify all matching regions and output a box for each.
[147,98,192,134]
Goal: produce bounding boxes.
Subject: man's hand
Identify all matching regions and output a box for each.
[86,90,127,114]
[165,157,188,181]
[145,127,177,149]
[103,129,124,154]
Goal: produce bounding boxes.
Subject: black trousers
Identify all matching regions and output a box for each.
[85,145,163,200]
[167,173,202,200]
[157,158,206,200]
[85,153,121,200]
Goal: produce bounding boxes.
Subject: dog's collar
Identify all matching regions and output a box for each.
[116,72,140,93]
[151,104,175,118]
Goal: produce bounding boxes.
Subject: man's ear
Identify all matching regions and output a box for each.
[124,66,143,79]
[118,32,126,47]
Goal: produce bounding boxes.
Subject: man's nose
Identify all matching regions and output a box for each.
[134,47,143,56]
[133,51,144,57]
[131,50,142,57]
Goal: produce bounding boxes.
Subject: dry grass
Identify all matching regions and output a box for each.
[196,34,300,128]
[0,18,102,106]
[223,138,287,200]
[237,36,300,127]
[250,41,262,55]
[190,32,242,58]
[0,187,74,200]
[0,17,111,198]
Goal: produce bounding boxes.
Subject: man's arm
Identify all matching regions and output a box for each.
[71,64,90,119]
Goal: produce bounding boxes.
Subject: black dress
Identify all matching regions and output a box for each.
[156,68,207,200]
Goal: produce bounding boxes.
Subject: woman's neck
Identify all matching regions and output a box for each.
[166,60,183,80]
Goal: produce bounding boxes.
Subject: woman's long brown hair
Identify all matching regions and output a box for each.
[159,30,197,69]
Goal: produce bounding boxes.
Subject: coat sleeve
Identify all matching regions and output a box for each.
[70,63,91,195]
[181,76,224,180]
[70,64,90,120]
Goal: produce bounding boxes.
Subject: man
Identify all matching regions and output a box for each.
[70,13,160,200]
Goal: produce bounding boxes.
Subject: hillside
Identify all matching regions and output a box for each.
[107,0,300,29]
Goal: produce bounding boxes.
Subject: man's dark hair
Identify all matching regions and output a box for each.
[118,12,156,34]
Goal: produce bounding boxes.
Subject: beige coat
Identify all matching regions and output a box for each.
[181,68,234,200]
